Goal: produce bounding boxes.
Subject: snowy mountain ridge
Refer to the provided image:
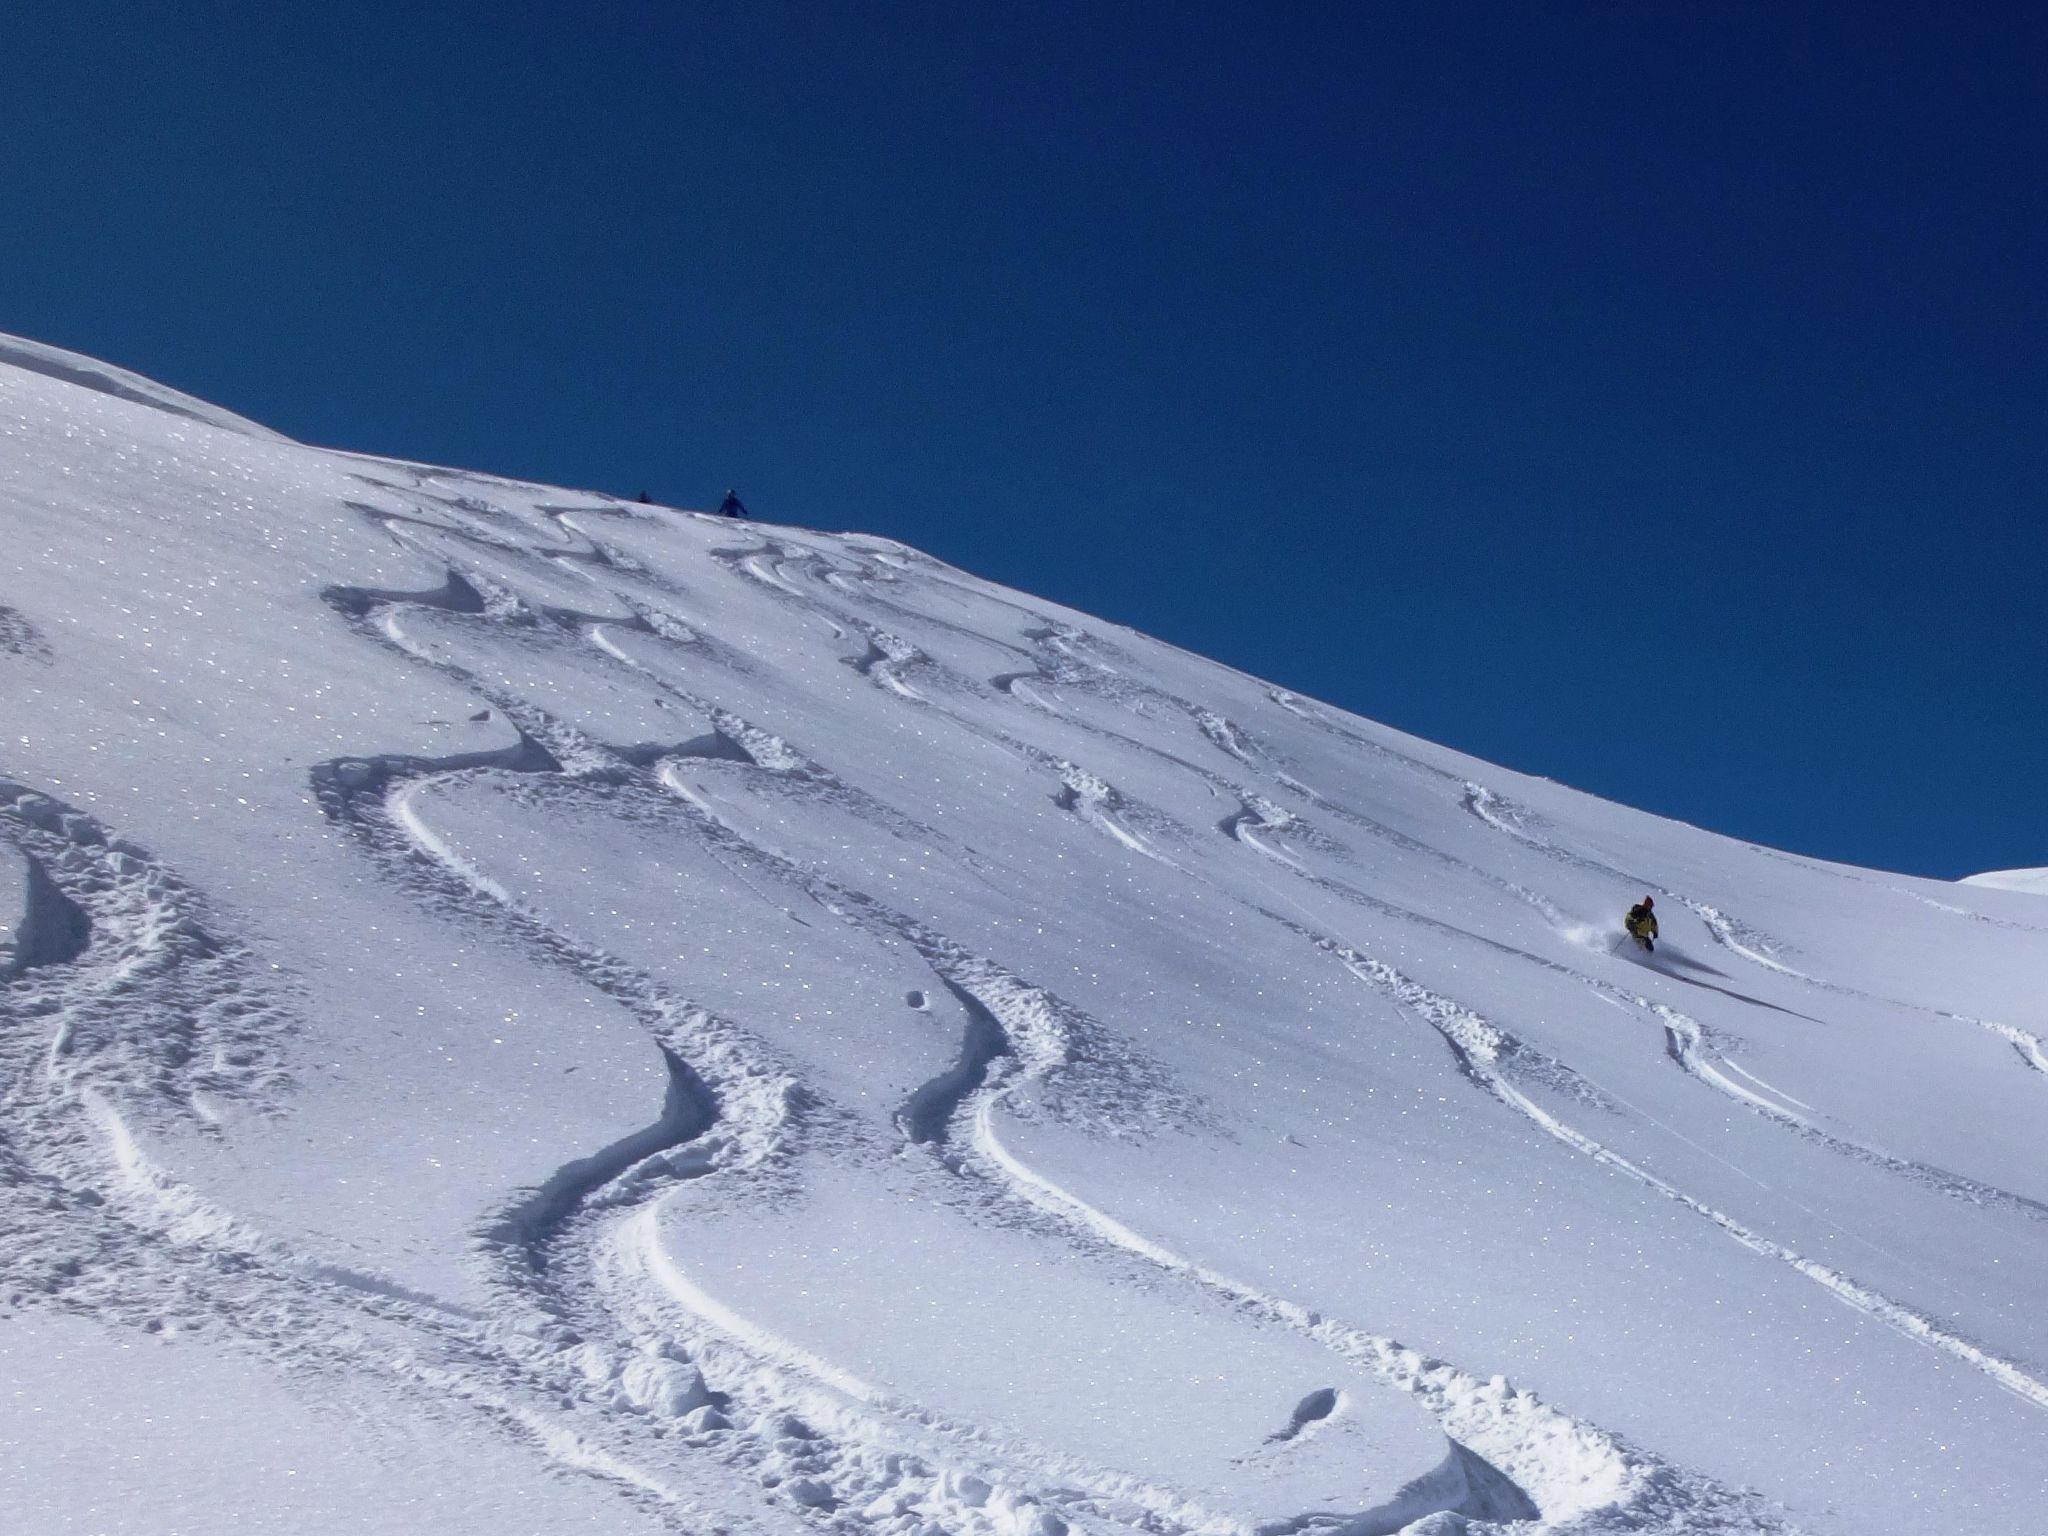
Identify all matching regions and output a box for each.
[0,332,291,443]
[1962,868,2048,897]
[2,336,2045,1536]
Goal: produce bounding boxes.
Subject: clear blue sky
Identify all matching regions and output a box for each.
[5,3,2042,879]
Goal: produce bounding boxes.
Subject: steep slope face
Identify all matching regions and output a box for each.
[2,345,2045,1536]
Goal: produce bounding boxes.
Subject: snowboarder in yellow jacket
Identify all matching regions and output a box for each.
[1625,896,1658,952]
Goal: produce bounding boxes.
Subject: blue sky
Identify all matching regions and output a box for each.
[5,3,2043,878]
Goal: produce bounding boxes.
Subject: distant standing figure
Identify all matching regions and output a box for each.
[636,490,653,504]
[717,488,749,519]
[1624,895,1658,952]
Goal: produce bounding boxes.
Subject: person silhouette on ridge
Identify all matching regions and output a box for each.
[717,488,749,519]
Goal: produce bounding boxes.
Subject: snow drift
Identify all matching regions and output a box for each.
[1962,867,2048,897]
[2,334,2045,1536]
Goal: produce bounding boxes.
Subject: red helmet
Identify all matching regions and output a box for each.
[1642,895,1654,908]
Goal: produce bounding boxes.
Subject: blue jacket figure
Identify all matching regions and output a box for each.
[717,489,749,519]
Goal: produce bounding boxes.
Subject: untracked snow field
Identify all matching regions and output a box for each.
[2,334,2045,1535]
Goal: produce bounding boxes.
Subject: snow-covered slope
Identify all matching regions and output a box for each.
[1962,868,2048,897]
[0,330,290,443]
[3,342,2045,1536]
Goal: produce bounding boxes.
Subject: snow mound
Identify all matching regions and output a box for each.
[1961,867,2048,896]
[0,330,292,442]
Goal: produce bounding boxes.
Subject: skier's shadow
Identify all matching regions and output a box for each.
[1651,945,1729,979]
[1624,943,1830,1025]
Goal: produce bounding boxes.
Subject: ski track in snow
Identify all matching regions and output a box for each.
[0,779,792,1533]
[309,510,1827,1532]
[1322,951,2048,1416]
[867,590,2048,1237]
[1146,843,2048,1420]
[304,537,1508,1535]
[1961,1016,2048,1079]
[709,525,2048,1415]
[614,536,1851,1523]
[763,578,2048,1430]
[1252,808,2048,1228]
[708,536,1197,863]
[1460,783,2048,1080]
[963,645,2048,1410]
[1465,781,2048,1127]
